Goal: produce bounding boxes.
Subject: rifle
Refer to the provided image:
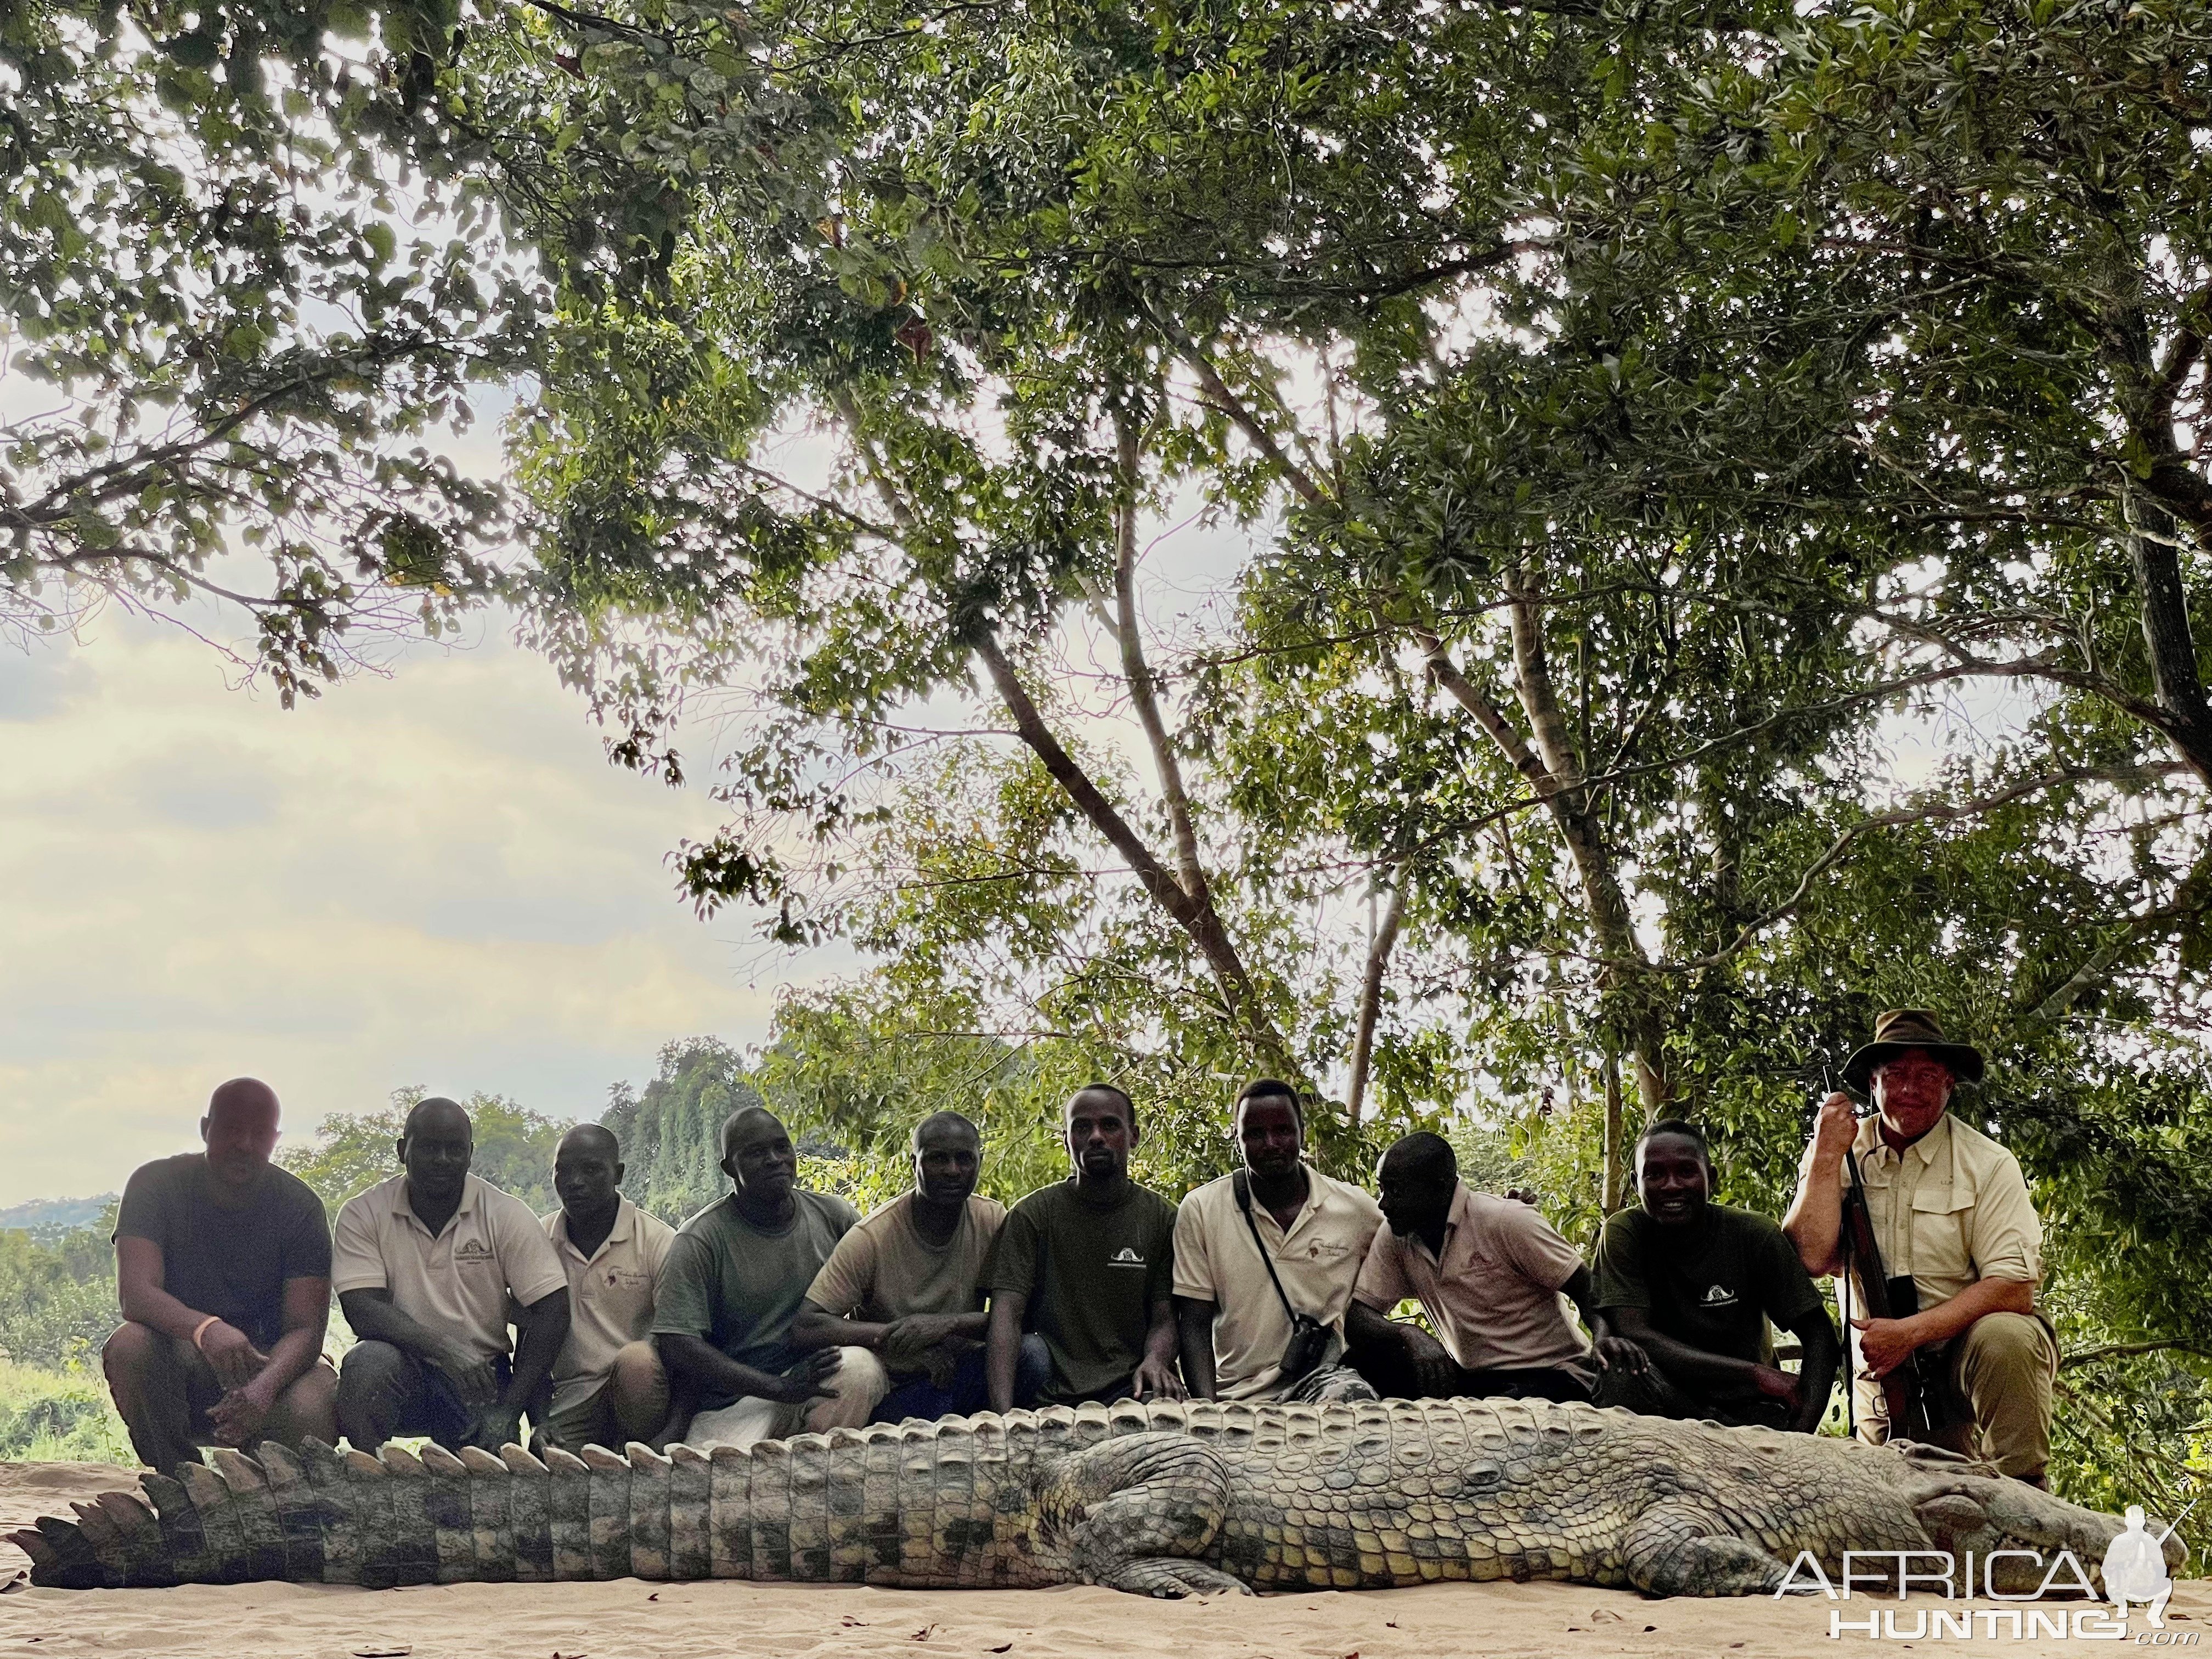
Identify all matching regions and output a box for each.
[1839,1137,1942,1442]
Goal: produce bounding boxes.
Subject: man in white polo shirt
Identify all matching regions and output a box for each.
[534,1123,676,1452]
[332,1096,570,1452]
[1173,1079,1384,1403]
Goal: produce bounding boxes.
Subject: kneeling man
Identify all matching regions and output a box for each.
[653,1107,887,1448]
[1593,1120,1837,1432]
[1784,1011,2057,1483]
[105,1078,337,1472]
[535,1124,676,1452]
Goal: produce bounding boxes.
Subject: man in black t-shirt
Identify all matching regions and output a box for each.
[104,1078,336,1474]
[1592,1119,1839,1434]
[984,1084,1182,1409]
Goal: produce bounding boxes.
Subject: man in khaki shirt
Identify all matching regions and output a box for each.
[1173,1079,1383,1403]
[1784,1010,2057,1483]
[535,1125,676,1453]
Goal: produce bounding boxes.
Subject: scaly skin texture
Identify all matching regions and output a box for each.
[10,1398,2180,1598]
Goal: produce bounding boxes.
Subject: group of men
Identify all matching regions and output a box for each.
[99,1008,2058,1491]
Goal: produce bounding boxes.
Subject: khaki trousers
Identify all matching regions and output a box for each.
[684,1346,889,1451]
[535,1340,672,1453]
[1853,1310,2057,1480]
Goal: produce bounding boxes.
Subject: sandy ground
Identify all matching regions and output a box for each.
[3,1461,2204,1658]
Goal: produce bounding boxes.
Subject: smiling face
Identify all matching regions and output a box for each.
[1065,1087,1135,1183]
[1635,1131,1712,1229]
[1234,1093,1304,1182]
[1873,1049,1955,1141]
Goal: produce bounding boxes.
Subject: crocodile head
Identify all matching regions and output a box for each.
[1891,1443,2187,1594]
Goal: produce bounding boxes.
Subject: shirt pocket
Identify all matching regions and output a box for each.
[1907,1184,1976,1289]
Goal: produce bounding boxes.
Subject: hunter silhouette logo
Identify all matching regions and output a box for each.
[1701,1283,1739,1306]
[1108,1246,1146,1266]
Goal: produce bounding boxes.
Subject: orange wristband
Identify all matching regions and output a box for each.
[190,1315,222,1351]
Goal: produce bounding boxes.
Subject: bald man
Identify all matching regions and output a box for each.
[105,1079,337,1474]
[652,1106,887,1449]
[792,1110,1048,1422]
[532,1124,676,1453]
[332,1096,570,1452]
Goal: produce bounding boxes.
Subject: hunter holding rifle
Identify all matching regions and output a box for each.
[1783,1010,2058,1486]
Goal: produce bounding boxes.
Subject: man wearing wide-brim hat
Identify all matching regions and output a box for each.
[1782,1010,2057,1485]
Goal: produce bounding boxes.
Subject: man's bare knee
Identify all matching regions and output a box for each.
[101,1322,168,1381]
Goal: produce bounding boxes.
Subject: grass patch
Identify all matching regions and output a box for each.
[0,1358,134,1464]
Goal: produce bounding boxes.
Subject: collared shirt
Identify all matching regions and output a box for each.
[1173,1166,1383,1401]
[1801,1111,2042,1311]
[541,1195,676,1413]
[1353,1181,1593,1382]
[332,1172,567,1362]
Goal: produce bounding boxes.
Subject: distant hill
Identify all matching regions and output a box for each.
[0,1194,116,1240]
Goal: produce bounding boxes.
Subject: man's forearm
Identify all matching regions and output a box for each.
[256,1325,325,1396]
[338,1290,450,1358]
[789,1308,888,1353]
[1634,1326,1768,1394]
[115,1240,211,1341]
[1788,1316,1841,1431]
[1908,1276,2036,1348]
[654,1331,789,1404]
[984,1297,1024,1413]
[1173,1297,1217,1400]
[504,1295,570,1409]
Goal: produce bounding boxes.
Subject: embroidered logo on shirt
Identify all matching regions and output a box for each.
[1108,1246,1146,1267]
[454,1239,496,1263]
[1701,1283,1739,1307]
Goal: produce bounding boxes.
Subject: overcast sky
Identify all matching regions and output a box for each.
[0,602,821,1207]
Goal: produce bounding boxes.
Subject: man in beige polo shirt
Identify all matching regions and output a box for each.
[1173,1079,1383,1403]
[332,1096,570,1452]
[1784,1009,2056,1483]
[1347,1131,1644,1401]
[534,1124,676,1453]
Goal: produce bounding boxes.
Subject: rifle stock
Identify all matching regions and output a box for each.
[1841,1147,1940,1442]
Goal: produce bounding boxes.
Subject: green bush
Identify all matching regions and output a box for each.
[0,1359,133,1464]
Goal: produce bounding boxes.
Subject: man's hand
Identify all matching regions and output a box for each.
[1810,1092,1858,1169]
[1748,1363,1804,1408]
[1402,1324,1457,1397]
[197,1321,264,1391]
[1591,1327,1649,1375]
[426,1339,500,1408]
[465,1402,526,1453]
[1132,1351,1186,1402]
[1851,1315,1923,1379]
[881,1313,964,1381]
[774,1349,843,1407]
[205,1375,276,1447]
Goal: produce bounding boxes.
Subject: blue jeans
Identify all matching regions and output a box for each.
[872,1334,1050,1424]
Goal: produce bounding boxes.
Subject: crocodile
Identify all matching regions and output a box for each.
[10,1397,2177,1599]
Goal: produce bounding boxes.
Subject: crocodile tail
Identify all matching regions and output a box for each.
[11,1402,1198,1589]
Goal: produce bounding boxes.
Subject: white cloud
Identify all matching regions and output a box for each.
[0,606,834,1206]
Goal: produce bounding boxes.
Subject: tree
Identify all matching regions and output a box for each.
[278,1086,569,1214]
[3,0,533,697]
[598,1037,766,1222]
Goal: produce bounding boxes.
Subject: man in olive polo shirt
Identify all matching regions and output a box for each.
[332,1096,571,1452]
[1173,1079,1383,1403]
[653,1105,888,1449]
[534,1123,676,1453]
[1593,1120,1838,1432]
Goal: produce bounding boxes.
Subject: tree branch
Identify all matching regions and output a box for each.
[1344,869,1409,1126]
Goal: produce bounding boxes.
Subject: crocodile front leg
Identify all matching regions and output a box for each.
[1622,1504,1794,1596]
[1037,1432,1250,1598]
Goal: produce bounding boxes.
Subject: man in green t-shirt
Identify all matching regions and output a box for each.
[984,1084,1183,1410]
[1593,1120,1839,1434]
[652,1105,890,1448]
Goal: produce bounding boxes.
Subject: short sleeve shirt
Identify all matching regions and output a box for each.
[1172,1169,1383,1400]
[652,1189,860,1375]
[805,1192,1006,1324]
[1353,1182,1593,1382]
[542,1195,677,1413]
[987,1178,1177,1404]
[331,1173,567,1362]
[1592,1203,1826,1367]
[1797,1113,2042,1310]
[114,1154,332,1352]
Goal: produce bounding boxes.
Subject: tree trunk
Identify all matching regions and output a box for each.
[1345,871,1408,1124]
